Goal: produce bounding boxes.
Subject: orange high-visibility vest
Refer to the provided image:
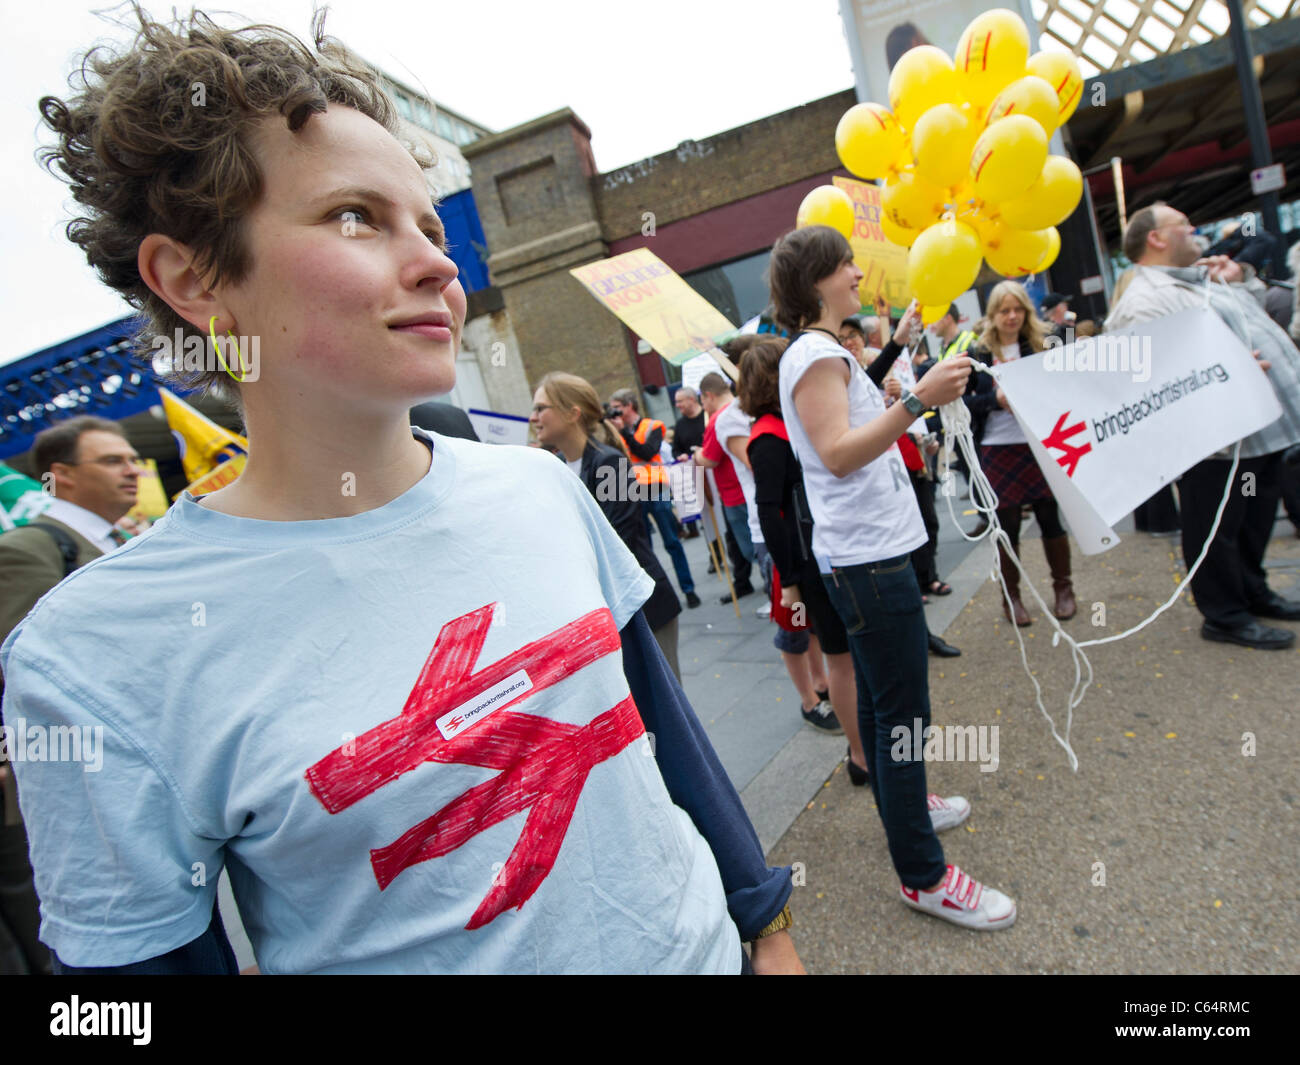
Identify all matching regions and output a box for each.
[630,418,670,487]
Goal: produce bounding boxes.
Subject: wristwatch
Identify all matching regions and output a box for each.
[752,904,793,940]
[900,389,927,417]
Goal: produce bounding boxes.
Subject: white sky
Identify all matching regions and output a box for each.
[0,0,854,365]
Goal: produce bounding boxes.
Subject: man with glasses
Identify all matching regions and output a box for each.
[1108,202,1300,650]
[0,416,141,975]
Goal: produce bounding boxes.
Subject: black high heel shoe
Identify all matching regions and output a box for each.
[846,746,870,787]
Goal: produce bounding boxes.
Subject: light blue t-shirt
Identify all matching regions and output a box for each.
[1,430,740,974]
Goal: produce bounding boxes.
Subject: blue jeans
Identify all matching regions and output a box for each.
[644,498,695,595]
[723,504,755,563]
[822,554,946,890]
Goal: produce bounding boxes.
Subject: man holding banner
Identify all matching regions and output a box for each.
[1106,203,1300,650]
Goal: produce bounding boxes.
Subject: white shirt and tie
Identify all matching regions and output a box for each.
[40,498,128,554]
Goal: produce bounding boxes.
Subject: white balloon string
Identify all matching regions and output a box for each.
[935,361,1240,772]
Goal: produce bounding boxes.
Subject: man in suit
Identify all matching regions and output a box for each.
[0,415,140,975]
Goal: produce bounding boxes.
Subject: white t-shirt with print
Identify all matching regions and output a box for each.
[1,429,740,974]
[712,398,763,546]
[981,342,1027,445]
[778,332,926,570]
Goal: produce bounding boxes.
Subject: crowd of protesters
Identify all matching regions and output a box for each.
[4,3,1300,976]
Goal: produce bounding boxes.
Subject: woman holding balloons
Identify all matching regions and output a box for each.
[965,281,1078,626]
[769,224,1016,931]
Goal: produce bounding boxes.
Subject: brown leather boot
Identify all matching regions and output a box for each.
[1043,535,1077,620]
[999,545,1031,626]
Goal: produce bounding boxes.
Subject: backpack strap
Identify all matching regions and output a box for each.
[13,522,81,578]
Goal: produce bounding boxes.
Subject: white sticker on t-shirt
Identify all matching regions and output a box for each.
[437,669,534,739]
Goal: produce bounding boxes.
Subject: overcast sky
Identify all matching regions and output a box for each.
[0,0,855,365]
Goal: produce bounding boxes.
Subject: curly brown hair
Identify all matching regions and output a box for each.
[37,3,425,401]
[736,337,789,419]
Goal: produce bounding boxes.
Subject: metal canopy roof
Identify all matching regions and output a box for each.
[1066,16,1300,244]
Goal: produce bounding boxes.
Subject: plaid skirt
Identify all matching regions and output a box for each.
[978,443,1054,508]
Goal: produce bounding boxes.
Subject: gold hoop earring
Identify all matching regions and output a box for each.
[208,316,250,383]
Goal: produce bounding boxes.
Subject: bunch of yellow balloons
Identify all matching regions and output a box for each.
[799,7,1085,312]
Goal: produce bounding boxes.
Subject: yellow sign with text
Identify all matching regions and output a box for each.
[833,176,910,315]
[570,248,737,366]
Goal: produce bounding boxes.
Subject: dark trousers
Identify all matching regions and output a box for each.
[1134,484,1180,533]
[909,471,939,589]
[644,498,695,596]
[1282,459,1300,532]
[822,555,946,890]
[997,498,1066,552]
[1179,453,1281,627]
[0,814,52,975]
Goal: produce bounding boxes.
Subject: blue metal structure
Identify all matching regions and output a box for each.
[438,187,491,294]
[0,316,163,460]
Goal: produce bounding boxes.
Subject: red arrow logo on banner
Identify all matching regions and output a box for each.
[1042,411,1093,478]
[305,604,643,929]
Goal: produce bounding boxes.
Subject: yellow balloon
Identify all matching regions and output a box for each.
[891,131,915,178]
[912,104,979,190]
[796,185,856,238]
[955,8,1031,106]
[836,102,905,181]
[1027,51,1085,125]
[967,209,1002,252]
[986,75,1060,136]
[1034,227,1062,272]
[888,46,960,130]
[997,156,1083,229]
[982,223,1052,278]
[881,213,919,248]
[908,218,982,307]
[882,170,947,231]
[969,114,1047,203]
[948,177,982,216]
[921,304,950,326]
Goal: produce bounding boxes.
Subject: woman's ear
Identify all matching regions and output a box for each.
[137,234,225,333]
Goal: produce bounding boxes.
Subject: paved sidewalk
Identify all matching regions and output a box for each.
[758,522,1299,974]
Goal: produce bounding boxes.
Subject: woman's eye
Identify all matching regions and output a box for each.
[338,207,369,230]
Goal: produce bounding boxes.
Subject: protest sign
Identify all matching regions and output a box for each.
[833,176,910,313]
[570,249,737,366]
[995,309,1283,553]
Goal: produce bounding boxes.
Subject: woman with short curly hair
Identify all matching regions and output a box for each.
[3,4,800,975]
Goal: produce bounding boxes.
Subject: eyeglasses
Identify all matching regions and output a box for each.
[531,403,553,416]
[67,455,144,470]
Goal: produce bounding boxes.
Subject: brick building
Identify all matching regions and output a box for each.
[463,91,857,412]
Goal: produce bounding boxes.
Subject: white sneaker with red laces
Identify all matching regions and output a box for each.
[900,865,1017,930]
[927,793,971,832]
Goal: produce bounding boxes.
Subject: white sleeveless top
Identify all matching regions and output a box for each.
[778,332,927,571]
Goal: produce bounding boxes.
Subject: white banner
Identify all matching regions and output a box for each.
[467,408,531,447]
[994,308,1283,554]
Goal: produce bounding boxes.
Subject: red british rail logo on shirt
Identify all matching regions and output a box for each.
[305,603,643,930]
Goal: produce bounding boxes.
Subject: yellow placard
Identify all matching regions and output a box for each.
[159,387,248,484]
[181,453,247,499]
[833,176,911,315]
[127,458,169,520]
[570,249,737,366]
